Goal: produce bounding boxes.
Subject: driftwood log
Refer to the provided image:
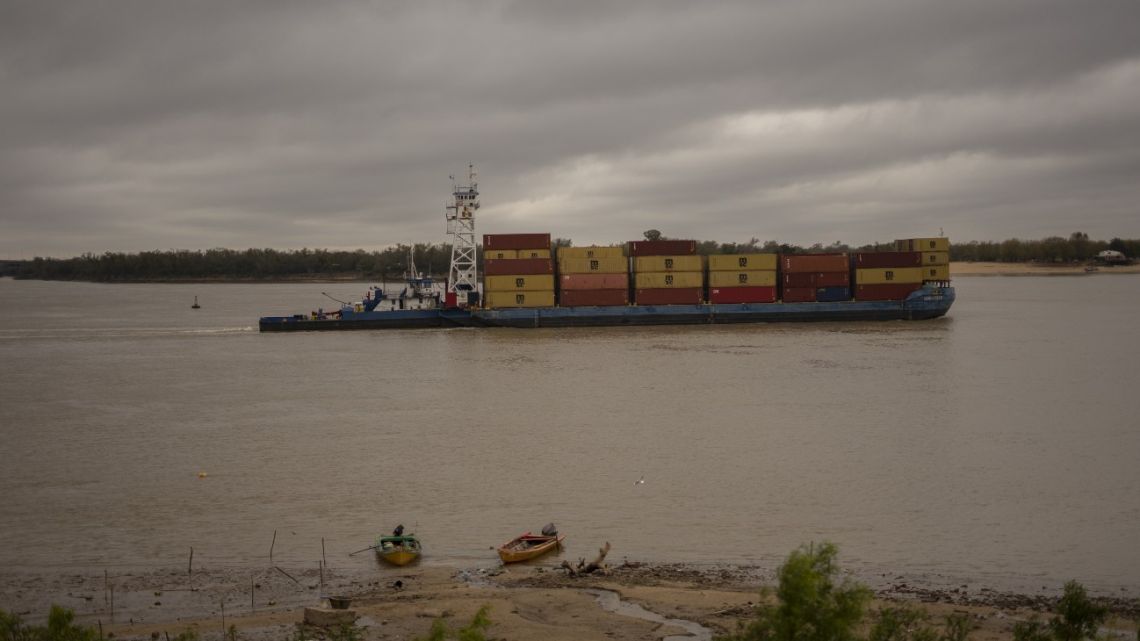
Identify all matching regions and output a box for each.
[561,542,611,577]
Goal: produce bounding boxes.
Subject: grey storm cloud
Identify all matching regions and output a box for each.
[2,0,1139,257]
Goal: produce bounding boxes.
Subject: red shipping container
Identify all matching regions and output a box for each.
[782,287,818,303]
[482,233,551,250]
[634,288,703,305]
[780,253,849,273]
[627,240,697,256]
[559,289,629,307]
[782,272,850,288]
[559,273,628,290]
[853,252,921,268]
[708,286,777,304]
[483,258,554,276]
[854,283,923,301]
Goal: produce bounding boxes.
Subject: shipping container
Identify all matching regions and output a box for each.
[782,272,850,288]
[853,252,922,268]
[483,258,554,276]
[559,273,629,290]
[854,267,924,285]
[627,240,697,256]
[483,291,556,308]
[854,283,923,301]
[815,287,851,302]
[782,287,817,303]
[484,275,555,291]
[558,289,629,307]
[708,253,778,271]
[708,270,777,287]
[780,253,850,273]
[708,286,777,304]
[634,272,704,289]
[922,265,950,280]
[895,237,951,252]
[484,249,517,260]
[557,257,629,274]
[516,248,552,259]
[921,251,950,265]
[633,255,703,272]
[483,233,551,251]
[557,246,624,260]
[634,288,703,305]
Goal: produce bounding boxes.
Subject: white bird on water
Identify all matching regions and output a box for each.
[634,475,645,486]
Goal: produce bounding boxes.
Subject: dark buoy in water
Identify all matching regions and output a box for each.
[191,296,200,309]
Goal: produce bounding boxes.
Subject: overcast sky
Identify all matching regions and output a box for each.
[2,1,1139,258]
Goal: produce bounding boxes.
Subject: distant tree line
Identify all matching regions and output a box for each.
[948,232,1140,263]
[6,232,1137,282]
[8,245,454,282]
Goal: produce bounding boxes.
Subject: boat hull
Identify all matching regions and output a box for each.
[497,533,565,563]
[379,549,420,566]
[259,286,954,331]
[376,535,421,566]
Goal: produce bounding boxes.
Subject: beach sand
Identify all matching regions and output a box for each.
[951,262,1140,276]
[7,563,1136,641]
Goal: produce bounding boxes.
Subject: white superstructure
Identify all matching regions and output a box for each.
[445,165,479,306]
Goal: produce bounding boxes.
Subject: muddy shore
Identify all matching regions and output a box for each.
[4,563,1137,641]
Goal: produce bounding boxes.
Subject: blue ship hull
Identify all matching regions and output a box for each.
[259,286,954,331]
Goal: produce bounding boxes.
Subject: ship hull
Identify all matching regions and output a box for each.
[259,286,954,331]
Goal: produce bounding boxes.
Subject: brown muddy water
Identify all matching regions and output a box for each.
[1,276,1138,605]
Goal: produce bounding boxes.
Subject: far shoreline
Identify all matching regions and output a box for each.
[951,261,1140,276]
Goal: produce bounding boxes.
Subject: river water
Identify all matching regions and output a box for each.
[0,276,1138,594]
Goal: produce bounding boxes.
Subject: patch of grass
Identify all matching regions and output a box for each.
[414,606,492,641]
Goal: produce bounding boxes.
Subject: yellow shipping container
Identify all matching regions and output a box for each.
[558,246,624,260]
[921,251,949,266]
[922,265,950,280]
[708,270,777,287]
[516,248,551,259]
[896,237,951,252]
[484,275,556,291]
[483,291,556,309]
[634,272,704,288]
[558,257,629,274]
[708,254,778,271]
[855,267,924,285]
[633,255,703,272]
[484,249,518,260]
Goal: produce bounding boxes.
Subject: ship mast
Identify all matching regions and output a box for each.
[445,164,479,306]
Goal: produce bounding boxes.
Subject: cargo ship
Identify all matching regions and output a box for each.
[259,167,954,332]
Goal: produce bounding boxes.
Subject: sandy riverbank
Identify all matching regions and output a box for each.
[952,262,1140,276]
[6,563,1137,641]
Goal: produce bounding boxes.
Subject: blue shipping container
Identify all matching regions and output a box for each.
[815,287,851,302]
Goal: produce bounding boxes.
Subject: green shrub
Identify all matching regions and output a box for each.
[1013,581,1108,641]
[1050,581,1107,641]
[718,542,872,641]
[0,606,99,641]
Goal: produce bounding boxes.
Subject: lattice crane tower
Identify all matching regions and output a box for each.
[445,164,479,306]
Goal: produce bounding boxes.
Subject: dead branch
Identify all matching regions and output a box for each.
[561,542,611,577]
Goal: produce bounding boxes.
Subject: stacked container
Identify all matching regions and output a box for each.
[779,254,851,302]
[852,251,924,300]
[557,246,629,306]
[629,240,703,305]
[707,254,778,303]
[893,237,951,283]
[482,233,555,308]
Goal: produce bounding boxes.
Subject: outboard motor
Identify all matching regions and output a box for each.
[541,523,557,537]
[393,524,405,537]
